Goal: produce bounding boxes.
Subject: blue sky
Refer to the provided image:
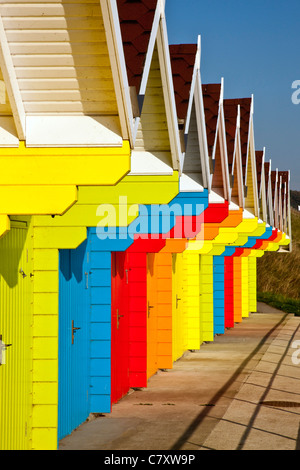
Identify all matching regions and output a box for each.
[165,0,300,190]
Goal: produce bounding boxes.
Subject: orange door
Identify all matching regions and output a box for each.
[147,253,158,379]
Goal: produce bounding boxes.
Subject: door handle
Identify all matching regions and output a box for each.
[72,320,81,345]
[0,335,12,349]
[19,269,27,278]
[0,335,12,366]
[148,302,154,318]
[176,295,181,309]
[117,309,124,329]
[85,272,89,289]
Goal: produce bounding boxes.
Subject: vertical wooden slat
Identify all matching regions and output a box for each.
[0,218,33,450]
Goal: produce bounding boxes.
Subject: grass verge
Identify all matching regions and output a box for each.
[258,291,300,316]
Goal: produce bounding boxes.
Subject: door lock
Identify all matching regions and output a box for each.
[72,320,81,345]
[147,302,154,318]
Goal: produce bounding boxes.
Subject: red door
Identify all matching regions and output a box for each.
[126,239,166,389]
[111,252,130,405]
[224,257,234,328]
[147,253,158,380]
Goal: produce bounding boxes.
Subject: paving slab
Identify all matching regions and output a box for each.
[59,304,300,451]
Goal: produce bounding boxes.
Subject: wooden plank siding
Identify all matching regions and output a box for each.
[211,139,225,198]
[224,256,234,328]
[183,252,202,349]
[135,45,173,166]
[31,222,87,450]
[183,103,204,187]
[199,255,214,341]
[155,253,173,370]
[213,256,225,335]
[1,1,118,116]
[233,257,242,323]
[127,252,148,389]
[172,253,187,362]
[245,148,256,213]
[248,256,257,313]
[0,68,12,115]
[241,257,249,318]
[0,217,33,450]
[89,246,112,414]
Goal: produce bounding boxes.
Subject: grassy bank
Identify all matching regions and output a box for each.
[258,291,300,316]
[257,208,300,301]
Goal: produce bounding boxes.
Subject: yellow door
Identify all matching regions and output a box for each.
[233,257,242,322]
[241,257,249,318]
[172,253,185,362]
[199,255,214,342]
[0,218,33,450]
[183,252,201,350]
[248,256,257,313]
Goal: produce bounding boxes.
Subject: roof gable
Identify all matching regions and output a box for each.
[169,40,210,191]
[264,160,274,226]
[255,150,264,196]
[0,0,134,146]
[255,148,268,222]
[279,170,292,247]
[239,96,259,216]
[271,169,279,227]
[202,83,221,160]
[223,99,244,207]
[202,81,230,201]
[119,0,182,174]
[222,97,252,183]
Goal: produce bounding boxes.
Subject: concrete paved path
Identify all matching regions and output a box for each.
[59,304,300,451]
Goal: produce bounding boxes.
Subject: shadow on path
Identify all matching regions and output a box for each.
[170,313,289,450]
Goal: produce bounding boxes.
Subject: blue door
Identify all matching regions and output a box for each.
[58,238,90,441]
[213,256,225,335]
